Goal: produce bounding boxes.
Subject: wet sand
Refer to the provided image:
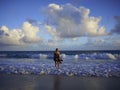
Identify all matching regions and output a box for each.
[0,74,120,90]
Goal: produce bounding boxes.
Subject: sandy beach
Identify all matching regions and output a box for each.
[0,0,120,89]
[0,74,120,90]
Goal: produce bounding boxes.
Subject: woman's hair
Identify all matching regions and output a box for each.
[56,48,58,51]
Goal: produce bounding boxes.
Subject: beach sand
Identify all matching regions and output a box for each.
[0,74,120,90]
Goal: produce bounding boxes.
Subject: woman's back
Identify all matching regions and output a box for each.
[54,51,60,60]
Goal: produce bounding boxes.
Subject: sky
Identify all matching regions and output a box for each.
[0,0,120,51]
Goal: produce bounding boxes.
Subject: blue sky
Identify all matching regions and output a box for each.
[0,0,120,51]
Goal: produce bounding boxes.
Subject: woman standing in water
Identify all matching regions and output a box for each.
[54,48,62,68]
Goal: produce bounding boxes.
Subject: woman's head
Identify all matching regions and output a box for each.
[56,48,59,51]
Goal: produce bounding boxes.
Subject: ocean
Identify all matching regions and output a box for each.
[0,50,120,77]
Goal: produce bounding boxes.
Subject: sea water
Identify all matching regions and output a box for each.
[0,50,120,77]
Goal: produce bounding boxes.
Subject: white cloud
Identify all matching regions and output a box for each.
[0,26,9,33]
[48,3,62,10]
[1,3,118,50]
[0,26,23,45]
[22,22,42,43]
[44,3,106,38]
[44,24,57,38]
[82,35,120,50]
[0,22,42,45]
[110,35,120,47]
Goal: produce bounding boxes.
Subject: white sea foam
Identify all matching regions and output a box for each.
[39,54,48,59]
[0,58,120,77]
[0,51,120,77]
[106,53,116,60]
[1,51,119,60]
[60,54,66,59]
[74,54,78,59]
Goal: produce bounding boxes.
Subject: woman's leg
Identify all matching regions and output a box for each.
[57,61,60,68]
[55,61,57,67]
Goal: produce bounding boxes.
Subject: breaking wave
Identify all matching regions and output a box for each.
[0,52,119,60]
[0,51,120,77]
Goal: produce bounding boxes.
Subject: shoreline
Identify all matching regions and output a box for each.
[0,74,120,90]
[0,59,120,77]
[0,61,120,77]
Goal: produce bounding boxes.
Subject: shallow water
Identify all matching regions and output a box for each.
[0,74,120,90]
[0,58,120,77]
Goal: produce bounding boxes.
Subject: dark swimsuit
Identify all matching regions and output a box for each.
[54,52,60,62]
[54,52,62,64]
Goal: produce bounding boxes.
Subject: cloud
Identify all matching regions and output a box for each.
[44,3,106,38]
[110,35,120,47]
[83,35,120,50]
[21,22,42,43]
[2,3,118,50]
[44,24,61,42]
[48,3,62,10]
[109,16,120,34]
[0,22,42,45]
[85,37,105,47]
[26,18,43,26]
[27,18,37,24]
[0,26,23,45]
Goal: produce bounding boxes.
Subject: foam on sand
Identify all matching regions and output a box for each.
[0,58,120,77]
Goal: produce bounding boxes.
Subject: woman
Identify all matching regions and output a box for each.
[54,48,62,68]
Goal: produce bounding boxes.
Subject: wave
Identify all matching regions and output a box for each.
[0,51,120,77]
[0,52,120,60]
